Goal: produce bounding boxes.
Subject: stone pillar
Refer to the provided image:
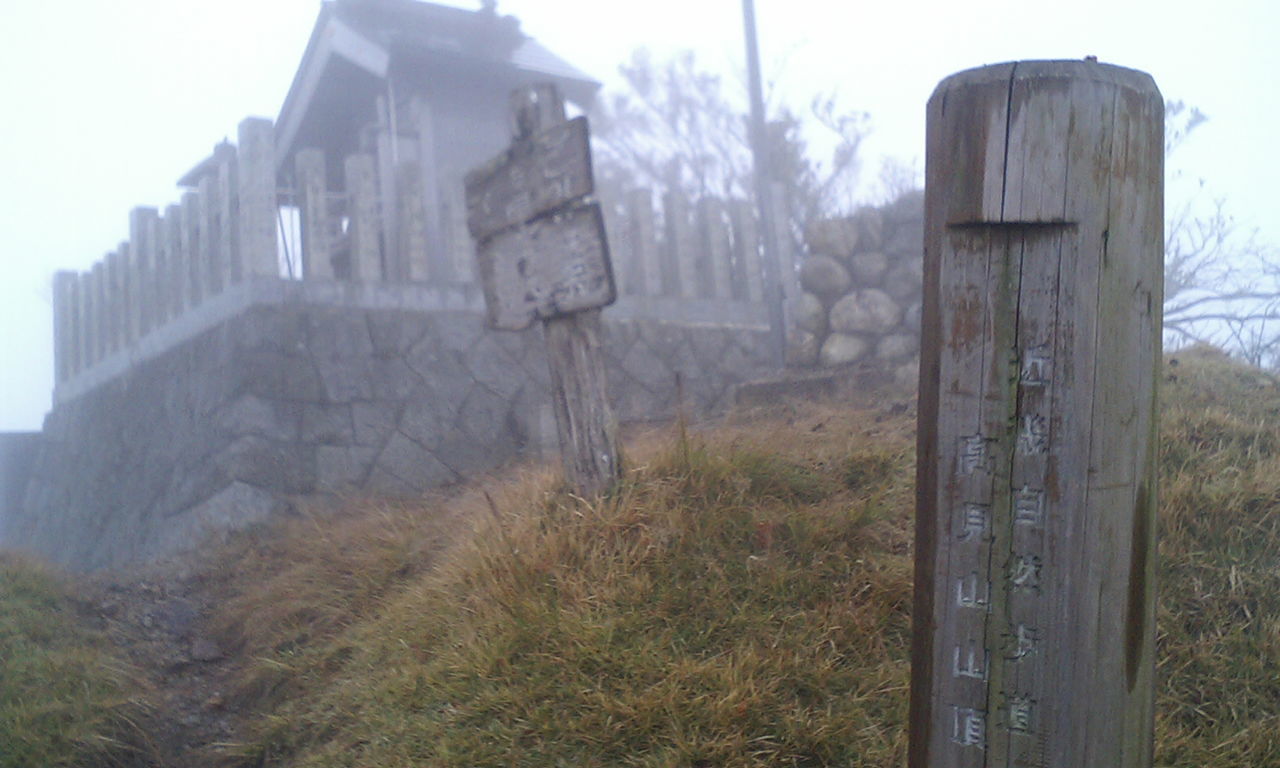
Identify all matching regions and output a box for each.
[130,207,159,336]
[105,247,125,351]
[90,261,107,362]
[163,204,184,319]
[78,270,96,370]
[697,197,733,299]
[180,190,204,307]
[375,94,402,282]
[345,153,382,282]
[447,182,474,283]
[625,188,660,297]
[662,191,695,298]
[295,148,333,280]
[202,142,237,295]
[730,198,764,303]
[410,95,450,283]
[237,117,278,280]
[397,162,430,282]
[52,271,77,383]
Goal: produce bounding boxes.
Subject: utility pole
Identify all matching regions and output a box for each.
[742,0,787,368]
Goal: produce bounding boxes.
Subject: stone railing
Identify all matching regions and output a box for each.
[49,115,778,396]
[52,118,278,386]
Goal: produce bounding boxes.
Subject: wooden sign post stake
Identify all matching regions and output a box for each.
[911,61,1163,768]
[465,84,621,497]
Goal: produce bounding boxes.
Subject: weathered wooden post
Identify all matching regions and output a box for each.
[911,61,1162,768]
[465,84,621,496]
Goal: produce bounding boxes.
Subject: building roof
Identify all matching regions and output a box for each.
[274,0,600,170]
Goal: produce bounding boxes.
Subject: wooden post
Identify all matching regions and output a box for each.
[522,88,619,496]
[465,84,621,497]
[912,61,1162,768]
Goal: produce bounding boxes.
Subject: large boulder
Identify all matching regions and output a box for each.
[876,333,918,360]
[786,329,821,367]
[848,250,889,285]
[882,258,924,301]
[805,217,859,259]
[820,333,870,366]
[853,208,884,251]
[799,255,852,300]
[791,292,827,335]
[829,289,902,335]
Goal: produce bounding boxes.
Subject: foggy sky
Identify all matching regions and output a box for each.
[2,0,1276,430]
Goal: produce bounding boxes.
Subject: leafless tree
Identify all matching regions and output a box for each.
[588,48,870,228]
[1162,101,1280,367]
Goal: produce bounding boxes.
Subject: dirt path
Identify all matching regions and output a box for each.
[81,556,247,767]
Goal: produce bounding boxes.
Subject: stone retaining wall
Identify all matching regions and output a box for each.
[789,192,923,384]
[6,286,773,570]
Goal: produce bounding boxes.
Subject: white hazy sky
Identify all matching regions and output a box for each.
[1,0,1276,430]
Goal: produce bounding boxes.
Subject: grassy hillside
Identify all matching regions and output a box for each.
[3,346,1278,767]
[214,411,917,768]
[0,554,150,768]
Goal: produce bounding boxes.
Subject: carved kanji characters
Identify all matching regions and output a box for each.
[1017,414,1049,455]
[1014,485,1045,525]
[959,434,992,475]
[952,706,987,748]
[955,572,990,610]
[958,503,990,541]
[1009,554,1043,592]
[1020,347,1052,387]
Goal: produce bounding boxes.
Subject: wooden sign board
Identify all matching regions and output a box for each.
[465,116,593,240]
[463,84,621,497]
[474,203,615,331]
[465,115,614,330]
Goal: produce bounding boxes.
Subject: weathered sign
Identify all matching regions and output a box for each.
[912,60,1161,768]
[464,84,621,497]
[465,116,593,239]
[474,204,612,330]
[465,115,615,331]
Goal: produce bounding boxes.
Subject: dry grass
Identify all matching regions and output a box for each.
[0,552,154,768]
[214,406,918,767]
[5,345,1280,767]
[1153,346,1280,766]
